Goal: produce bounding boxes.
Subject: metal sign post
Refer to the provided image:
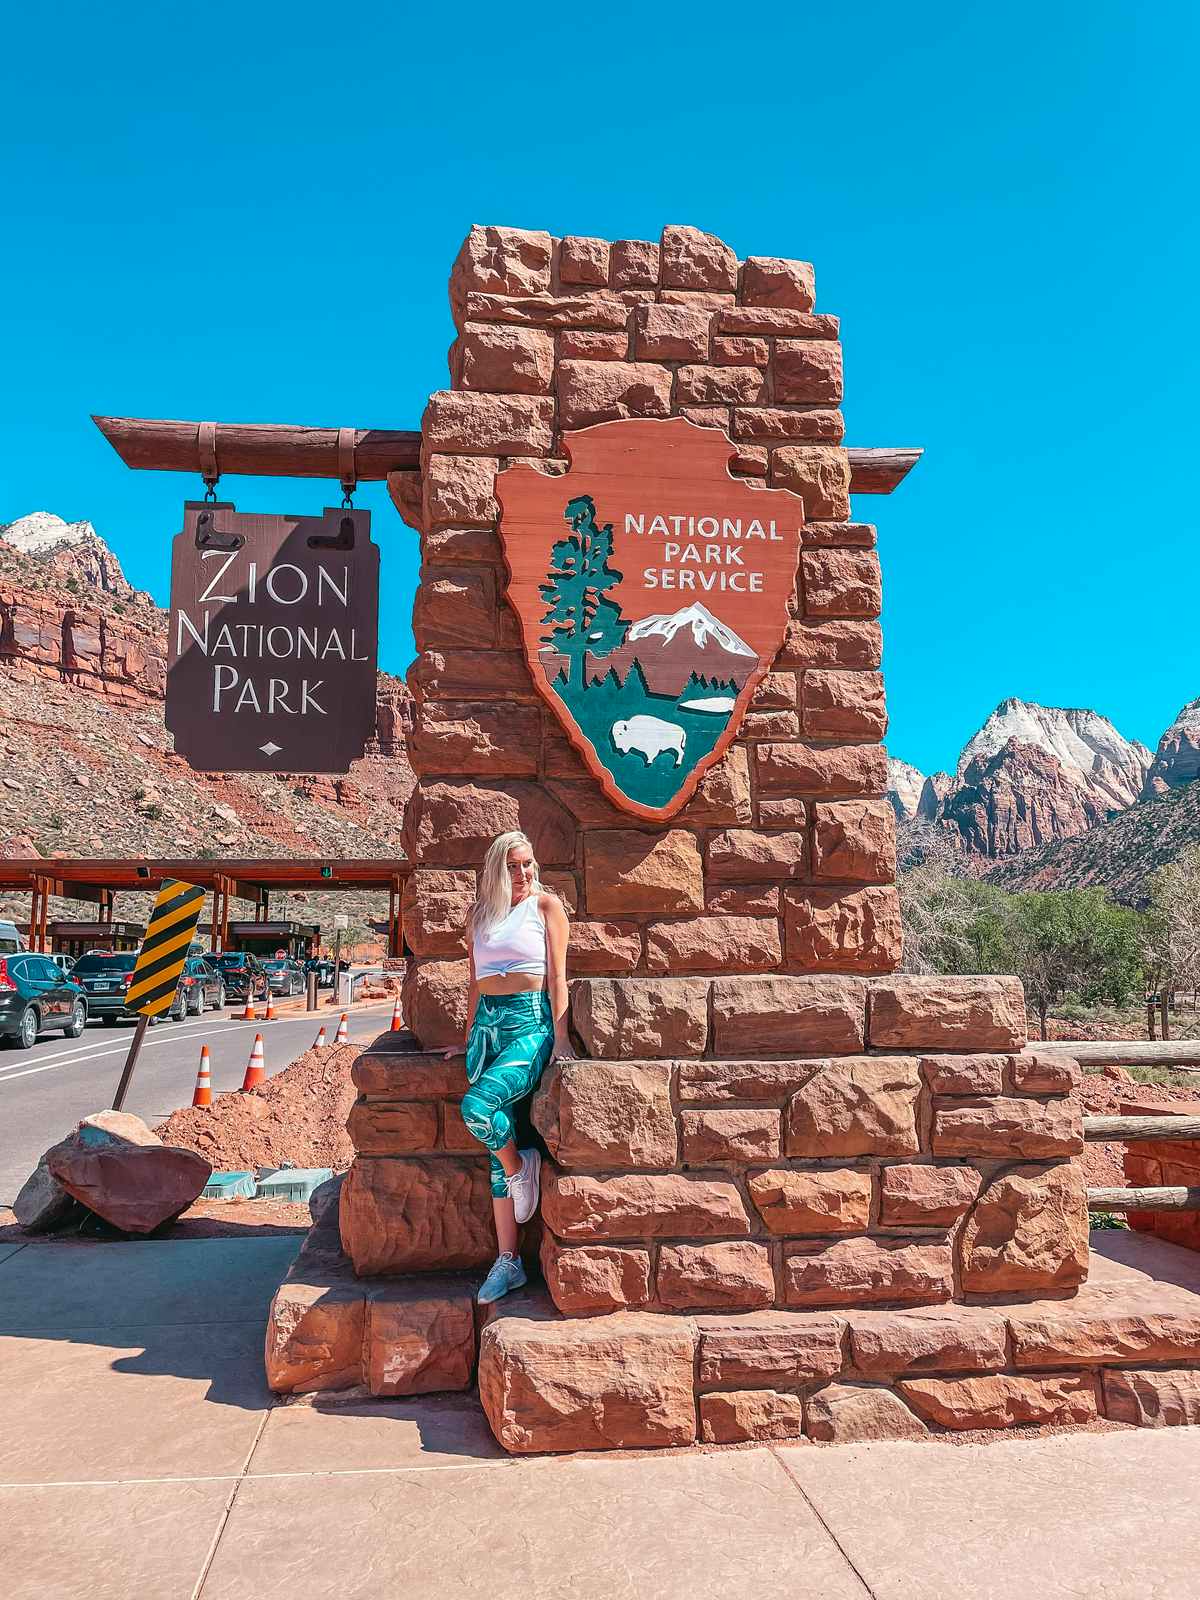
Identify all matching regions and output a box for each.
[111,879,206,1111]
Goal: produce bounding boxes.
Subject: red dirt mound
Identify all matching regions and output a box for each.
[154,1042,361,1173]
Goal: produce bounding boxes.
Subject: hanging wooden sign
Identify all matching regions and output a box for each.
[166,502,379,774]
[497,417,805,819]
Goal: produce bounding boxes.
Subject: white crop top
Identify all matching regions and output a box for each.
[472,894,547,979]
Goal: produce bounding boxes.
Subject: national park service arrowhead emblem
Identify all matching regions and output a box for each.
[497,417,804,819]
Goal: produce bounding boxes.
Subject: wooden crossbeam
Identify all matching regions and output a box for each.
[1088,1186,1200,1211]
[92,416,921,494]
[1083,1115,1200,1142]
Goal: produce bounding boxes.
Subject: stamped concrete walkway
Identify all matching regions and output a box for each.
[2,1233,1200,1599]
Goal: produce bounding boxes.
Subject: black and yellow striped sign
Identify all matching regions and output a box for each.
[126,879,206,1017]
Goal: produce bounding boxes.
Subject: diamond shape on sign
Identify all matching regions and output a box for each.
[259,742,282,757]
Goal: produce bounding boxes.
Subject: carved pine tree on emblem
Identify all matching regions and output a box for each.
[539,494,628,689]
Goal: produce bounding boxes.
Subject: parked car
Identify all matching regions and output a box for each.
[49,953,76,977]
[0,920,26,956]
[206,951,270,1004]
[304,958,335,988]
[0,953,87,1048]
[179,954,226,1015]
[263,957,305,997]
[71,952,190,1025]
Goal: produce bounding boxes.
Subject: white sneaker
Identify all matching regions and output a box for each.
[477,1252,527,1305]
[505,1148,542,1225]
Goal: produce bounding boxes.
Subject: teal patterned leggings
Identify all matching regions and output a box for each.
[462,991,554,1198]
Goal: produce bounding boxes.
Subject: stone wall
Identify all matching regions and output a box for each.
[393,223,898,1049]
[339,983,1091,1310]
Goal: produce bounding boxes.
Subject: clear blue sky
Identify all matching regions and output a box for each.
[2,1,1196,777]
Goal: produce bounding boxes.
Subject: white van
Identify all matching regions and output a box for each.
[0,920,26,956]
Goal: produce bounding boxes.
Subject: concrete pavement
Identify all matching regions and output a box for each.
[2,1233,1200,1599]
[0,1003,393,1203]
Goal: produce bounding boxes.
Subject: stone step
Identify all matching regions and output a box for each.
[479,1232,1200,1452]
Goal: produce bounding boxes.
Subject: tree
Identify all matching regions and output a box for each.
[897,833,1008,975]
[1005,887,1143,1041]
[540,494,627,689]
[1142,846,1200,1039]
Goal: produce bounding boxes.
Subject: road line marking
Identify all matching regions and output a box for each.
[0,1007,389,1085]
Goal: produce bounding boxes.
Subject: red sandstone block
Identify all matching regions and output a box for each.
[731,444,769,476]
[479,1307,696,1453]
[678,1059,820,1103]
[870,977,1027,1051]
[786,1237,954,1308]
[786,1057,922,1158]
[773,340,844,404]
[411,566,496,652]
[706,827,808,881]
[408,649,537,704]
[656,1241,776,1310]
[707,884,781,916]
[753,671,799,709]
[711,974,867,1056]
[733,406,846,443]
[409,700,540,777]
[748,1167,872,1236]
[450,225,552,310]
[741,256,817,312]
[661,225,738,291]
[803,549,883,619]
[609,239,660,288]
[265,1272,366,1394]
[340,1156,495,1275]
[920,1054,1007,1095]
[540,1238,651,1314]
[456,322,555,394]
[365,1279,476,1397]
[634,302,710,361]
[741,709,801,739]
[463,290,630,330]
[423,391,555,455]
[879,1164,982,1226]
[802,669,888,740]
[400,959,469,1051]
[572,977,711,1060]
[559,329,628,360]
[959,1164,1088,1294]
[806,1382,928,1442]
[400,870,475,959]
[557,359,673,429]
[681,1108,783,1164]
[678,404,730,430]
[645,915,781,975]
[780,618,883,669]
[352,1051,467,1098]
[719,307,839,338]
[1103,1368,1200,1427]
[584,829,705,914]
[541,1169,750,1242]
[755,742,887,799]
[558,235,610,286]
[700,1390,805,1443]
[532,1060,677,1171]
[346,1100,440,1156]
[758,798,807,828]
[771,445,851,520]
[675,364,766,406]
[696,1311,846,1387]
[565,920,642,975]
[421,527,502,563]
[811,799,897,884]
[803,521,878,549]
[713,335,769,366]
[900,1373,1098,1431]
[1009,1051,1081,1094]
[931,1097,1084,1159]
[783,886,902,974]
[441,1101,478,1152]
[424,453,500,528]
[847,1305,1008,1376]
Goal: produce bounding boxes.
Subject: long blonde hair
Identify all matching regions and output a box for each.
[471,831,541,933]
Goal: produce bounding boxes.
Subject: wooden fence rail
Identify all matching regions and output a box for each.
[1082,1115,1200,1143]
[1088,1186,1200,1212]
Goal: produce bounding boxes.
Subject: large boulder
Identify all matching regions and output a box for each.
[13,1111,164,1232]
[47,1139,211,1236]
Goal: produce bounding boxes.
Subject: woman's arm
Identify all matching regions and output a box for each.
[542,893,574,1058]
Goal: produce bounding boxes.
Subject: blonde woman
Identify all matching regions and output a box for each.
[448,830,572,1304]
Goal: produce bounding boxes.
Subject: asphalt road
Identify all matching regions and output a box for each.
[0,1001,394,1204]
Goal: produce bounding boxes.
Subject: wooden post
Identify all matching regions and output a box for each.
[1148,997,1157,1040]
[1162,988,1172,1042]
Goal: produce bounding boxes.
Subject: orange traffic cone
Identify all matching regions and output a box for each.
[191,1045,212,1108]
[390,996,402,1032]
[241,1032,266,1091]
[312,1024,328,1049]
[264,994,277,1022]
[241,993,256,1021]
[335,1012,349,1044]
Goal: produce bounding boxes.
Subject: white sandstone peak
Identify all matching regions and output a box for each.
[0,511,98,555]
[887,757,928,820]
[958,698,1151,809]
